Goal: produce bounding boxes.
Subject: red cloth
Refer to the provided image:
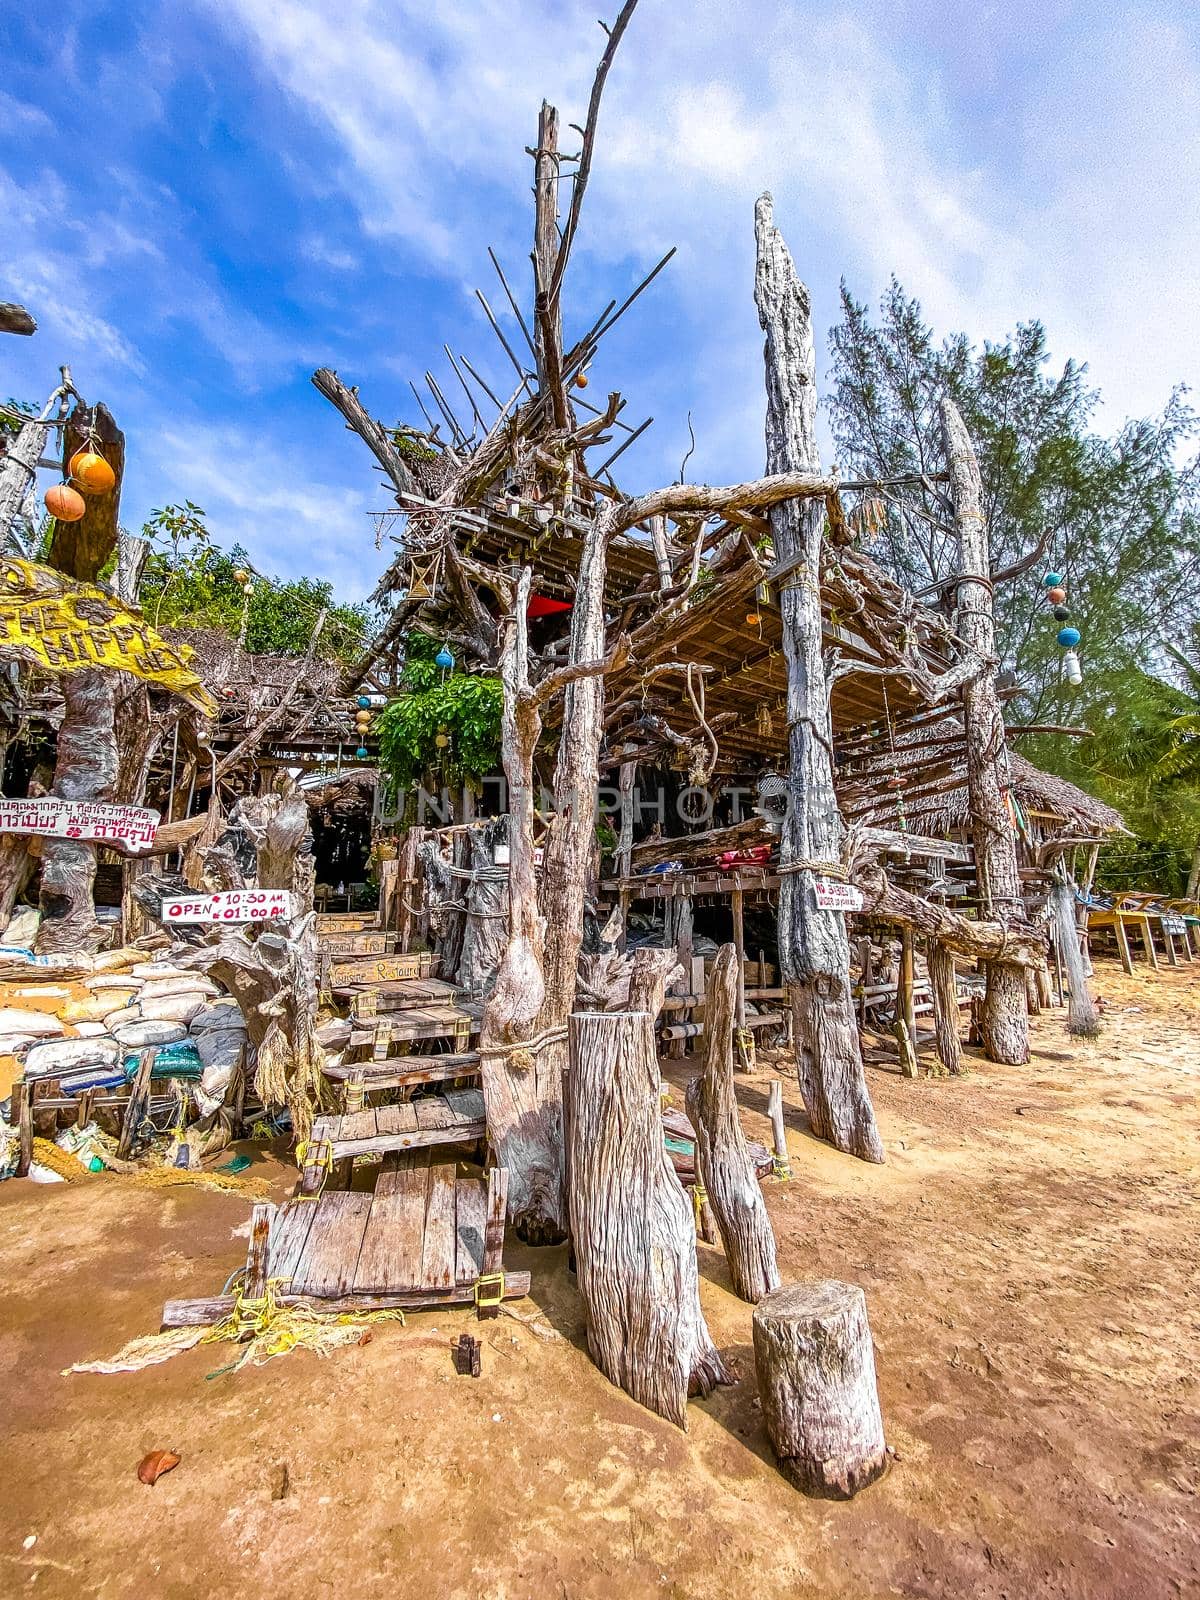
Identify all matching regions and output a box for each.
[526,595,572,618]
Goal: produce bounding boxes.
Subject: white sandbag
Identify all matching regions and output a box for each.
[103,1005,142,1031]
[9,985,70,999]
[139,993,206,1024]
[0,1008,65,1039]
[139,976,218,1003]
[92,947,143,974]
[130,963,197,981]
[0,1034,38,1055]
[62,993,136,1024]
[196,1029,245,1072]
[3,907,40,947]
[85,973,146,992]
[111,1019,188,1049]
[73,1022,111,1038]
[190,999,243,1035]
[24,1037,121,1076]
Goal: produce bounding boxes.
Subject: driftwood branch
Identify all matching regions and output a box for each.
[0,303,36,336]
[215,610,327,780]
[311,368,415,497]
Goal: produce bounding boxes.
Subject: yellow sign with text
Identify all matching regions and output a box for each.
[0,556,215,716]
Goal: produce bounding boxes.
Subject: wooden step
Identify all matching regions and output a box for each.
[300,1089,487,1191]
[336,977,458,1016]
[326,1050,482,1091]
[349,998,482,1043]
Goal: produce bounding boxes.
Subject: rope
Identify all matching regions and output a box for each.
[481,1023,569,1059]
[776,857,849,879]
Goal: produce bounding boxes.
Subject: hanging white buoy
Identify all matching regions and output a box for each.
[1063,648,1082,686]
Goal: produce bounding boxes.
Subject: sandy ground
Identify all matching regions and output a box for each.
[1,955,1197,1600]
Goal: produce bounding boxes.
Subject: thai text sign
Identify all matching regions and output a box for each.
[0,797,159,853]
[162,889,296,925]
[0,556,216,715]
[813,878,865,913]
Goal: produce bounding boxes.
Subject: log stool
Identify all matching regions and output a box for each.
[752,1279,887,1499]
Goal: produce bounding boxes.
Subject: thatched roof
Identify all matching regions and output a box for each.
[842,739,1126,839]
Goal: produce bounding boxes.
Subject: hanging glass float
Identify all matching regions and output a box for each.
[1052,605,1070,622]
[435,644,455,672]
[233,568,250,586]
[68,449,116,495]
[1042,571,1063,589]
[1057,626,1081,648]
[434,726,450,749]
[356,745,369,759]
[44,483,86,522]
[357,695,372,709]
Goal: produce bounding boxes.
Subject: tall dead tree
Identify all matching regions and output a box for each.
[941,398,1029,1065]
[753,195,884,1163]
[1049,872,1101,1037]
[35,403,127,953]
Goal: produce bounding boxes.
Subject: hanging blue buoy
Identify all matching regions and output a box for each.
[357,694,371,709]
[1057,626,1081,648]
[356,745,369,759]
[1043,571,1063,589]
[435,644,455,671]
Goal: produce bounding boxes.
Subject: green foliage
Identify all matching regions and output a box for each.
[2,397,36,440]
[137,503,372,662]
[827,281,1200,878]
[374,633,503,794]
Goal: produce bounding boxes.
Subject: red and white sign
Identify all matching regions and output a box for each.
[813,878,864,913]
[161,889,296,925]
[0,797,159,854]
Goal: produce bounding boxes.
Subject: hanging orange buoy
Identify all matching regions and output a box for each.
[1046,586,1066,605]
[44,483,86,522]
[574,371,589,389]
[67,449,116,495]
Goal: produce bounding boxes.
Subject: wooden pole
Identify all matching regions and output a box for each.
[895,926,919,1078]
[767,1078,791,1178]
[685,945,780,1302]
[941,398,1030,1066]
[753,194,883,1163]
[1050,877,1101,1036]
[753,1280,888,1500]
[567,1008,732,1426]
[927,941,962,1075]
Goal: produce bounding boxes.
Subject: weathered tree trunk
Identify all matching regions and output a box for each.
[0,412,53,545]
[685,945,780,1302]
[36,670,117,953]
[458,818,508,994]
[753,194,883,1163]
[1050,877,1101,1037]
[927,941,962,1074]
[481,569,564,1243]
[180,789,323,1139]
[1187,836,1200,902]
[568,1007,732,1426]
[532,101,567,427]
[48,401,124,582]
[941,398,1029,1066]
[752,1280,887,1499]
[0,836,35,930]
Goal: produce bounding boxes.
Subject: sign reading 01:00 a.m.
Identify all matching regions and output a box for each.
[161,889,296,925]
[0,797,160,853]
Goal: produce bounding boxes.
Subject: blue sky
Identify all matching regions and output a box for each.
[2,0,1197,602]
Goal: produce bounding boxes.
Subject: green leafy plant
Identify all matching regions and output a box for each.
[374,633,503,795]
[138,506,371,661]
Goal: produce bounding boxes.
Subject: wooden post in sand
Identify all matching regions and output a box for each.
[753,1279,887,1499]
[568,1007,731,1427]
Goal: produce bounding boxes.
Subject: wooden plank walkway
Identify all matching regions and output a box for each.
[161,1166,528,1324]
[300,1089,487,1192]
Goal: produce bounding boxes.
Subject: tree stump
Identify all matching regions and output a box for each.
[686,944,780,1303]
[568,1008,732,1427]
[752,1279,887,1499]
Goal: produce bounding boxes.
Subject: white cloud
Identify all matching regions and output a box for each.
[204,0,1200,453]
[145,423,382,601]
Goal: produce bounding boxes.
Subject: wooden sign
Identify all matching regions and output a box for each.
[314,911,378,934]
[0,797,159,854]
[317,931,396,956]
[327,951,430,987]
[813,879,865,913]
[161,889,296,925]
